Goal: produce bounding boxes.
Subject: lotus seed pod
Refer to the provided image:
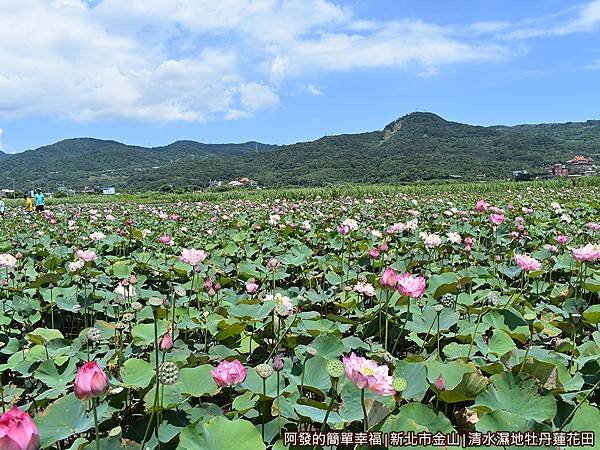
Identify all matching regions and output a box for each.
[326,359,345,379]
[392,377,407,392]
[174,286,186,297]
[86,327,102,343]
[131,301,143,311]
[114,322,126,331]
[439,293,454,308]
[571,313,582,324]
[434,304,444,313]
[305,346,317,357]
[89,278,98,285]
[122,313,135,322]
[148,297,163,308]
[158,361,180,385]
[255,363,274,379]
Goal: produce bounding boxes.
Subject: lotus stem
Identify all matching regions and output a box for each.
[361,388,369,432]
[92,398,99,450]
[261,377,266,442]
[466,309,484,359]
[559,378,600,431]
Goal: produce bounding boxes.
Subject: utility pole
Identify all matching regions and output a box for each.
[6,177,15,199]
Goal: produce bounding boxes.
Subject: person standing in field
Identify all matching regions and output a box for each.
[24,193,34,213]
[34,189,45,212]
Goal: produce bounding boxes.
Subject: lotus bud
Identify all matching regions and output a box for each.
[272,355,284,372]
[160,332,174,353]
[434,374,446,391]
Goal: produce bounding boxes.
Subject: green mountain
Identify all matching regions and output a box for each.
[1,112,599,191]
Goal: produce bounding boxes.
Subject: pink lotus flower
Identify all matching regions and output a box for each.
[587,222,600,231]
[0,407,40,450]
[396,272,426,298]
[76,249,97,262]
[211,360,247,387]
[572,244,600,262]
[557,235,569,245]
[0,254,17,269]
[159,235,173,245]
[511,231,519,239]
[342,353,395,396]
[475,199,488,213]
[490,214,505,226]
[180,248,207,266]
[514,253,542,271]
[74,361,109,400]
[267,258,281,271]
[368,248,380,259]
[245,279,259,294]
[354,282,376,297]
[337,225,350,235]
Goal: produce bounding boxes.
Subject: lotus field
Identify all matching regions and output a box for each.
[0,183,599,450]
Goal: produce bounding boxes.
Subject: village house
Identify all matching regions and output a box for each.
[548,163,569,177]
[210,178,258,188]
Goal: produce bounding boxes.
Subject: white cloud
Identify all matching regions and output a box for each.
[225,109,253,121]
[584,58,600,69]
[306,84,323,96]
[556,0,600,34]
[505,0,600,39]
[470,21,511,34]
[2,0,596,123]
[238,82,279,112]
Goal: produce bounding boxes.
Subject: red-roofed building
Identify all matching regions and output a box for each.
[567,155,596,176]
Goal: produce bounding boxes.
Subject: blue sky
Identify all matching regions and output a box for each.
[1,0,599,153]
